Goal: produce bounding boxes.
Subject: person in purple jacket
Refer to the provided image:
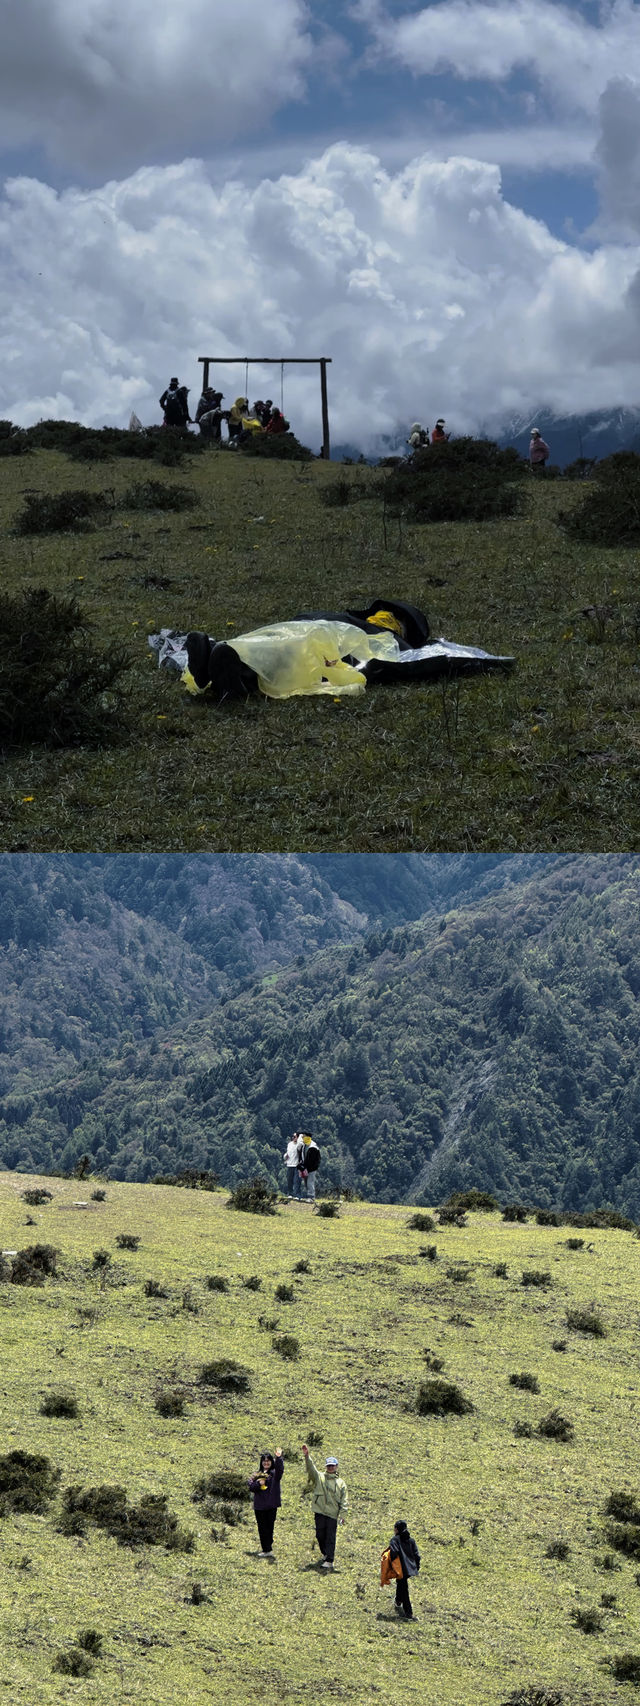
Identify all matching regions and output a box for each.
[248,1447,284,1557]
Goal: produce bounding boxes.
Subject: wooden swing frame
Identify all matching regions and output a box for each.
[197,356,332,458]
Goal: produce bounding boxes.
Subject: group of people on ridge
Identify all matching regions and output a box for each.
[159,378,290,446]
[283,1130,321,1201]
[247,1446,420,1615]
[407,418,448,449]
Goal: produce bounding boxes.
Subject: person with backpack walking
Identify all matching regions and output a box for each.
[385,1520,421,1618]
[159,378,191,429]
[302,1444,348,1569]
[248,1447,284,1558]
[298,1133,320,1202]
[407,422,429,451]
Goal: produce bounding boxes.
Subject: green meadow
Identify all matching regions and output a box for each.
[1,449,639,852]
[2,1171,640,1705]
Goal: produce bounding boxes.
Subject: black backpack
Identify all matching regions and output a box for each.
[163,387,188,425]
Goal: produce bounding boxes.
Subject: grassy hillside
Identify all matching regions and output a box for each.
[1,449,639,851]
[1,1170,640,1706]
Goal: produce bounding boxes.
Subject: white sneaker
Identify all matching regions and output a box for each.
[321,1560,333,1570]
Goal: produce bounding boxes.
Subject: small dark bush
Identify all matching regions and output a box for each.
[514,1420,534,1439]
[21,1189,52,1206]
[227,1177,278,1216]
[0,1450,61,1515]
[205,1275,229,1292]
[509,1373,540,1393]
[407,1212,435,1231]
[0,587,131,748]
[258,1315,279,1332]
[91,1189,106,1202]
[437,1207,467,1226]
[442,1189,498,1213]
[145,1279,168,1298]
[521,1270,552,1288]
[419,1245,438,1261]
[446,1265,471,1282]
[599,1552,622,1572]
[192,1470,251,1507]
[77,1629,103,1656]
[189,1581,207,1604]
[503,1204,528,1222]
[570,1606,602,1634]
[605,1491,640,1525]
[40,1391,79,1419]
[307,1429,323,1448]
[154,1389,185,1418]
[275,1283,295,1301]
[500,1689,564,1706]
[601,1593,617,1608]
[59,1483,194,1550]
[316,1201,339,1219]
[153,1168,218,1190]
[536,1210,562,1226]
[422,1350,445,1372]
[537,1409,574,1442]
[605,1524,640,1560]
[243,1275,262,1291]
[242,431,313,461]
[552,1340,567,1353]
[416,1379,473,1417]
[493,1262,508,1278]
[53,1650,94,1677]
[293,1259,311,1274]
[198,1360,250,1395]
[566,1306,605,1336]
[565,1209,636,1232]
[565,1238,585,1250]
[92,1249,111,1271]
[15,489,110,534]
[10,1244,59,1286]
[182,1288,199,1314]
[545,1540,570,1560]
[383,439,526,524]
[272,1335,300,1360]
[120,478,197,513]
[559,471,640,545]
[609,1653,640,1682]
[319,477,357,507]
[116,1233,140,1251]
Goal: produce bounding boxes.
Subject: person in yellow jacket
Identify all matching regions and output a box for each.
[228,396,249,446]
[302,1443,348,1570]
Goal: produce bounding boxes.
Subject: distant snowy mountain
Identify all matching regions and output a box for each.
[332,408,640,467]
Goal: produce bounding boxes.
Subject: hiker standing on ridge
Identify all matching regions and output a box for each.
[302,1444,348,1570]
[431,419,449,442]
[248,1447,284,1558]
[529,427,550,472]
[407,422,429,451]
[386,1519,421,1619]
[159,378,191,429]
[284,1132,303,1199]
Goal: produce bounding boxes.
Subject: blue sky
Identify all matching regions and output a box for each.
[1,1,640,443]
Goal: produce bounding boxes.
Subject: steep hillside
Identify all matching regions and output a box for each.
[2,855,638,1215]
[1,1172,640,1706]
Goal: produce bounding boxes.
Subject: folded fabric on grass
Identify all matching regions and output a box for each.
[148,600,514,702]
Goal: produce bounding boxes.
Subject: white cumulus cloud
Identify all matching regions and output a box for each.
[2,145,640,449]
[0,0,312,172]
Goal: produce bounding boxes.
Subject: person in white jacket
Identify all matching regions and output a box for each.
[284,1132,303,1199]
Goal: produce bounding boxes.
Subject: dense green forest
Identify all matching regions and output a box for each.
[0,855,638,1213]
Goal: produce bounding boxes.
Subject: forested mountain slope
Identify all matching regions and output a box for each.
[1,856,638,1214]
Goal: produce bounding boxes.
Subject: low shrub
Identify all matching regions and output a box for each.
[145,1279,168,1299]
[500,1691,564,1706]
[536,1210,562,1226]
[382,439,526,524]
[275,1283,295,1302]
[446,1265,471,1282]
[10,1244,59,1286]
[59,1483,194,1550]
[21,1189,52,1206]
[226,1177,278,1216]
[598,1552,621,1571]
[608,1653,640,1683]
[601,1593,617,1608]
[319,477,358,507]
[40,1391,79,1419]
[293,1259,311,1274]
[565,1238,585,1250]
[565,1209,636,1232]
[77,1630,103,1656]
[258,1315,279,1332]
[15,489,110,534]
[182,1288,199,1314]
[407,1212,435,1231]
[198,1360,250,1395]
[120,478,197,512]
[0,587,131,748]
[522,1270,552,1288]
[605,1523,640,1560]
[92,1249,112,1271]
[192,1470,251,1506]
[545,1540,570,1560]
[570,1606,602,1634]
[242,431,313,461]
[566,1306,605,1336]
[307,1429,323,1448]
[0,1450,61,1515]
[422,1350,445,1372]
[509,1373,540,1393]
[493,1262,508,1278]
[437,1207,467,1226]
[552,1340,567,1352]
[153,1168,218,1190]
[243,1275,262,1291]
[205,1275,229,1292]
[559,471,640,545]
[91,1189,106,1202]
[537,1409,574,1442]
[604,1490,640,1525]
[154,1389,185,1418]
[503,1204,528,1222]
[316,1201,339,1218]
[116,1233,140,1251]
[419,1245,438,1261]
[272,1335,300,1360]
[416,1379,474,1417]
[442,1189,498,1212]
[53,1650,94,1677]
[514,1420,534,1439]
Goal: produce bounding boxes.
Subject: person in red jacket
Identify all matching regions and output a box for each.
[266,408,290,435]
[529,427,550,471]
[431,418,449,442]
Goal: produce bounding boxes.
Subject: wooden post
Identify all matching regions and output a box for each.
[320,359,330,460]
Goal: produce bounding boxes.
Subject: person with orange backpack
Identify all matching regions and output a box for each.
[381,1519,421,1618]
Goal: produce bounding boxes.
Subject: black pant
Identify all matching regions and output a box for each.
[255,1509,276,1552]
[395,1575,413,1617]
[315,1513,338,1562]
